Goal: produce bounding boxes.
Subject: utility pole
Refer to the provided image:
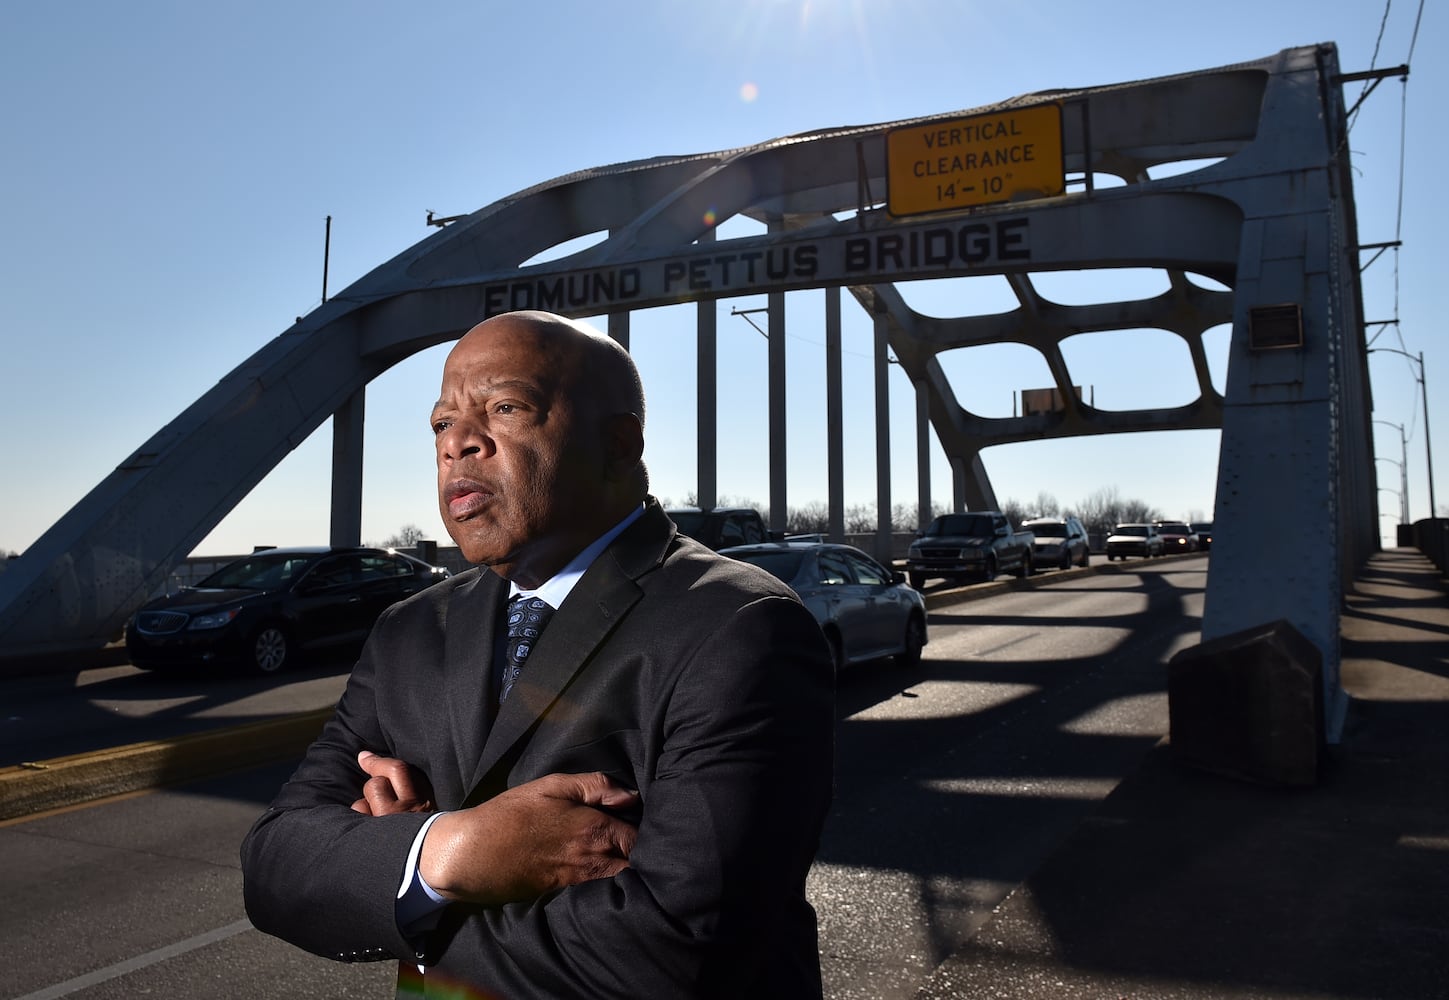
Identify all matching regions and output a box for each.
[1374,420,1410,524]
[322,215,331,304]
[1369,348,1437,521]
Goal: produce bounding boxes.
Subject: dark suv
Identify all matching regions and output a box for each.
[125,546,451,675]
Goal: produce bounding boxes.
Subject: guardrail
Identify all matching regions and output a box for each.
[1409,518,1448,576]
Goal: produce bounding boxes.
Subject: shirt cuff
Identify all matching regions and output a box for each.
[396,811,450,935]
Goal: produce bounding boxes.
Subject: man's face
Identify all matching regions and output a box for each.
[431,316,609,585]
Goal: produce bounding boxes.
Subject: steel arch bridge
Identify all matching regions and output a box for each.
[0,44,1377,731]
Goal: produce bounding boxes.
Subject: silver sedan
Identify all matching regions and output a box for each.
[720,540,927,672]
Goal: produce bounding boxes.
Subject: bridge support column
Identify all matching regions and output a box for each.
[915,378,931,530]
[1202,209,1352,741]
[329,388,365,548]
[873,308,892,563]
[767,216,788,535]
[696,268,717,511]
[825,287,845,542]
[608,311,629,351]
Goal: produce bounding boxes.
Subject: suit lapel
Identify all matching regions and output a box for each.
[464,502,674,794]
[441,568,508,800]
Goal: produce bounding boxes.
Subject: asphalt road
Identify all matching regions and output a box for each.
[0,556,1208,1000]
[0,653,357,768]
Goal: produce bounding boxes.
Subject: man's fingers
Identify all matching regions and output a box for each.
[612,817,637,858]
[353,750,436,815]
[549,771,640,810]
[361,775,400,812]
[357,749,405,780]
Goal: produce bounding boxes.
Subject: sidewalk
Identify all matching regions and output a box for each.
[917,548,1449,999]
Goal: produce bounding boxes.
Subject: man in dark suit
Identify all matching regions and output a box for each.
[241,310,836,998]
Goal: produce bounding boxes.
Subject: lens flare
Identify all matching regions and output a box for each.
[739,82,759,103]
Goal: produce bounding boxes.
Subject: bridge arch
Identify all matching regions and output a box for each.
[0,44,1375,737]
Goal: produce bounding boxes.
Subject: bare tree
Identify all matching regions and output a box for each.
[787,502,831,534]
[1074,486,1117,538]
[1026,491,1060,519]
[1074,485,1164,537]
[1120,498,1163,524]
[999,497,1030,528]
[379,524,427,549]
[889,503,920,533]
[843,503,877,534]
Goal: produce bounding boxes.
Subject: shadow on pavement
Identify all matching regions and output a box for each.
[917,549,1449,999]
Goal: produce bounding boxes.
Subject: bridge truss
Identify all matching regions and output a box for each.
[0,44,1376,732]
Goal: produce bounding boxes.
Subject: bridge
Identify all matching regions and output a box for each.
[0,44,1382,738]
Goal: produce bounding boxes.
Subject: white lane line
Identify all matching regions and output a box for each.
[16,918,255,999]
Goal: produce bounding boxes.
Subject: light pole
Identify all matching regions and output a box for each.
[1375,459,1408,524]
[1373,419,1409,524]
[1378,487,1404,524]
[1368,349,1436,521]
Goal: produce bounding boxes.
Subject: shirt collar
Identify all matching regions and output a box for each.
[510,503,646,609]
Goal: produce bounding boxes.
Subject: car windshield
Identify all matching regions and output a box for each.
[197,553,318,590]
[928,514,994,537]
[727,550,805,583]
[1192,523,1212,532]
[1029,523,1066,537]
[1160,525,1188,536]
[1115,525,1148,537]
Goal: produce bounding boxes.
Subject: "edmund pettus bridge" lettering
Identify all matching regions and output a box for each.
[480,217,1032,316]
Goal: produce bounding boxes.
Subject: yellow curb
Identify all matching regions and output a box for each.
[0,707,335,821]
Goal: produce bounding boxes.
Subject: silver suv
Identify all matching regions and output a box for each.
[1022,516,1090,570]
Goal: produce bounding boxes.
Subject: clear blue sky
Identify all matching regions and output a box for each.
[2,1,1439,557]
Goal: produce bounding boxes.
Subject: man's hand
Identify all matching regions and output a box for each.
[350,750,436,816]
[421,772,639,907]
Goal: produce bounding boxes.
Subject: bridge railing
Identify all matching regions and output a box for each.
[1409,519,1449,576]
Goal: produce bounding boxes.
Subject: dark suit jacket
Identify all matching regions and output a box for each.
[241,500,835,998]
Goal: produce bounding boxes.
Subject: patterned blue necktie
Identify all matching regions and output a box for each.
[500,595,554,703]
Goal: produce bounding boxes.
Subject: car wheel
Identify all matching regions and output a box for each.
[896,613,926,668]
[251,624,291,674]
[823,629,845,674]
[1017,554,1032,579]
[1059,549,1071,571]
[1078,548,1090,567]
[908,571,926,590]
[983,556,998,582]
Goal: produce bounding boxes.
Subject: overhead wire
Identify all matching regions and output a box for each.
[1355,0,1429,496]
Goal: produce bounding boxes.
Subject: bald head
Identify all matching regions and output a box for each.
[474,311,643,427]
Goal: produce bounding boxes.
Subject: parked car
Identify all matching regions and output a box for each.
[906,511,1034,588]
[125,546,452,675]
[720,540,927,673]
[666,507,772,550]
[1155,521,1200,554]
[1023,515,1090,570]
[1191,521,1214,551]
[1105,523,1163,560]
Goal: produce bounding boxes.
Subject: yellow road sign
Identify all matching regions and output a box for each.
[887,104,1064,216]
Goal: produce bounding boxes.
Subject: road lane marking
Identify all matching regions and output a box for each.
[16,918,254,999]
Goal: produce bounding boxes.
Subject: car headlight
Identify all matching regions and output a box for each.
[188,608,241,631]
